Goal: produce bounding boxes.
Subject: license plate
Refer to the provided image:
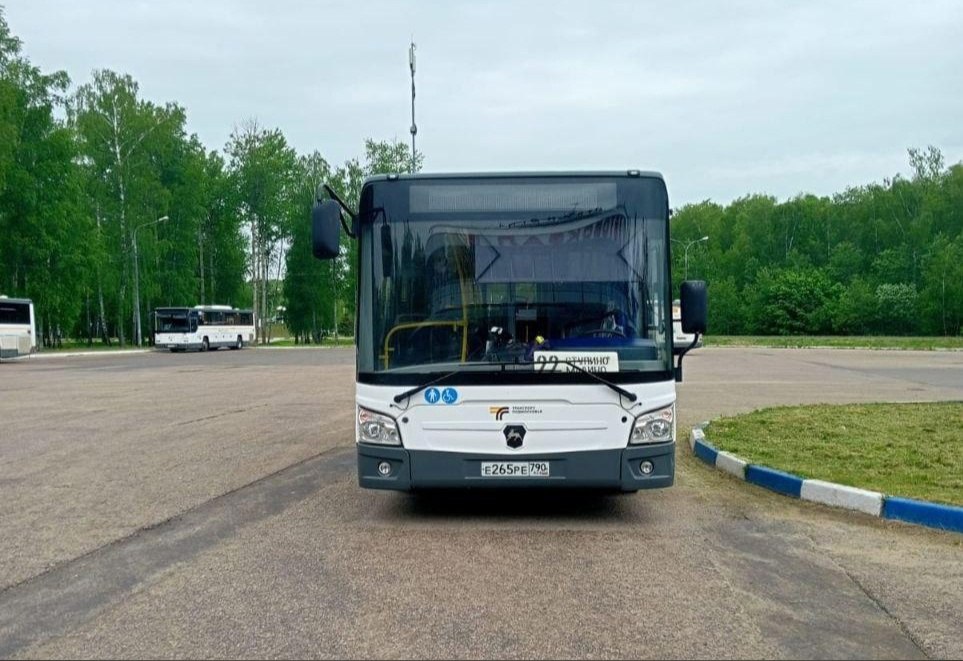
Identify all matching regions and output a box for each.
[480,461,550,477]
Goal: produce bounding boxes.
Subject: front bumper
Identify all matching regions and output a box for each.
[160,342,203,351]
[357,442,675,492]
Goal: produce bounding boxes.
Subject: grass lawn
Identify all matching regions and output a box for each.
[705,336,963,350]
[708,402,963,506]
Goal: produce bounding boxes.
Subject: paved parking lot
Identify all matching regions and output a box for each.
[1,347,961,659]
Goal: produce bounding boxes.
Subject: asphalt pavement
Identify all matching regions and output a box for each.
[0,347,961,659]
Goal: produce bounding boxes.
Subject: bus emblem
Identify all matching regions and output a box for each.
[503,425,526,449]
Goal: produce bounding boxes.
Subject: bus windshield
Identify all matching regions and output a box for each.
[155,311,190,333]
[357,176,672,379]
[0,301,31,326]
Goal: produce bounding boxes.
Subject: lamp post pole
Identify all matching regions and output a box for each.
[409,41,417,173]
[671,235,709,280]
[133,215,169,346]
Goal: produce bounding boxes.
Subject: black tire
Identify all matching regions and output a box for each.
[231,335,242,350]
[201,337,209,352]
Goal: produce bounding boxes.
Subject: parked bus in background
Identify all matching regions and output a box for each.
[310,171,707,492]
[153,305,254,352]
[0,296,37,360]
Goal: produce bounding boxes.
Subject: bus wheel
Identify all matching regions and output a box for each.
[201,337,209,352]
[232,335,242,350]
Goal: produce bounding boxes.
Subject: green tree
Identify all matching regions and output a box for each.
[919,236,963,336]
[315,138,423,337]
[198,151,247,307]
[73,70,193,344]
[831,278,877,335]
[283,152,335,343]
[225,120,299,343]
[750,267,841,335]
[0,8,91,345]
[874,283,919,335]
[827,242,864,284]
[706,276,746,335]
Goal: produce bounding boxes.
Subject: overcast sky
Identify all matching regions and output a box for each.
[5,0,962,205]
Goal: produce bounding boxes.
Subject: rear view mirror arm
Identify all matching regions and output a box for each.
[321,184,357,238]
[674,332,701,383]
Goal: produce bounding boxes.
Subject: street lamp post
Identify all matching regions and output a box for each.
[671,235,709,280]
[133,215,169,346]
[409,41,417,173]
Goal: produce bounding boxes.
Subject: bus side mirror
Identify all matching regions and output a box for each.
[312,200,342,260]
[680,280,707,335]
[675,281,707,383]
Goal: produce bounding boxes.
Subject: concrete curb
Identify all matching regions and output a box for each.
[28,349,151,359]
[690,427,963,535]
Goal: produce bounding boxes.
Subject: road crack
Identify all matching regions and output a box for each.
[803,531,932,660]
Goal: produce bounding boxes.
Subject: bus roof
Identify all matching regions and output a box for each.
[0,296,32,305]
[362,170,665,187]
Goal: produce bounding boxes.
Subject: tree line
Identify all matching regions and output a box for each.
[671,146,963,336]
[0,9,415,347]
[3,9,961,345]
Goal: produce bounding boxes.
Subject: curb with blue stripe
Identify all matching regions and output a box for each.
[689,427,963,535]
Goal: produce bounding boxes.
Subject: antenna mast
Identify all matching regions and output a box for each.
[409,40,417,173]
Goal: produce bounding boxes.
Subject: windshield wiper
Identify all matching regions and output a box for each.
[500,206,604,229]
[560,360,638,402]
[392,370,461,404]
[392,359,637,404]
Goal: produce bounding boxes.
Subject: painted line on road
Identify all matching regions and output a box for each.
[689,427,961,535]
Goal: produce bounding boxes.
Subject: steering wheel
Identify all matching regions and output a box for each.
[574,328,626,338]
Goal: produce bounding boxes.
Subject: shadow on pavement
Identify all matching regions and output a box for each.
[388,488,637,521]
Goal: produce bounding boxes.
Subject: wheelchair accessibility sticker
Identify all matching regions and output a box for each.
[424,387,458,404]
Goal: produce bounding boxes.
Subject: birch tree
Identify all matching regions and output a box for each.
[225,120,298,344]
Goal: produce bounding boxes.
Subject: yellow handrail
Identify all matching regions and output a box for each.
[382,320,468,369]
[452,246,471,363]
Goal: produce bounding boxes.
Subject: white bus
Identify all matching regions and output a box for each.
[0,296,37,360]
[311,171,707,492]
[153,305,255,352]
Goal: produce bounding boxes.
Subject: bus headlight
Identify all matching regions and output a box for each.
[357,407,402,446]
[629,405,674,445]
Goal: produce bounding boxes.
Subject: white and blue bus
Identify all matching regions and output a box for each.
[153,305,255,352]
[311,172,707,491]
[0,296,37,361]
